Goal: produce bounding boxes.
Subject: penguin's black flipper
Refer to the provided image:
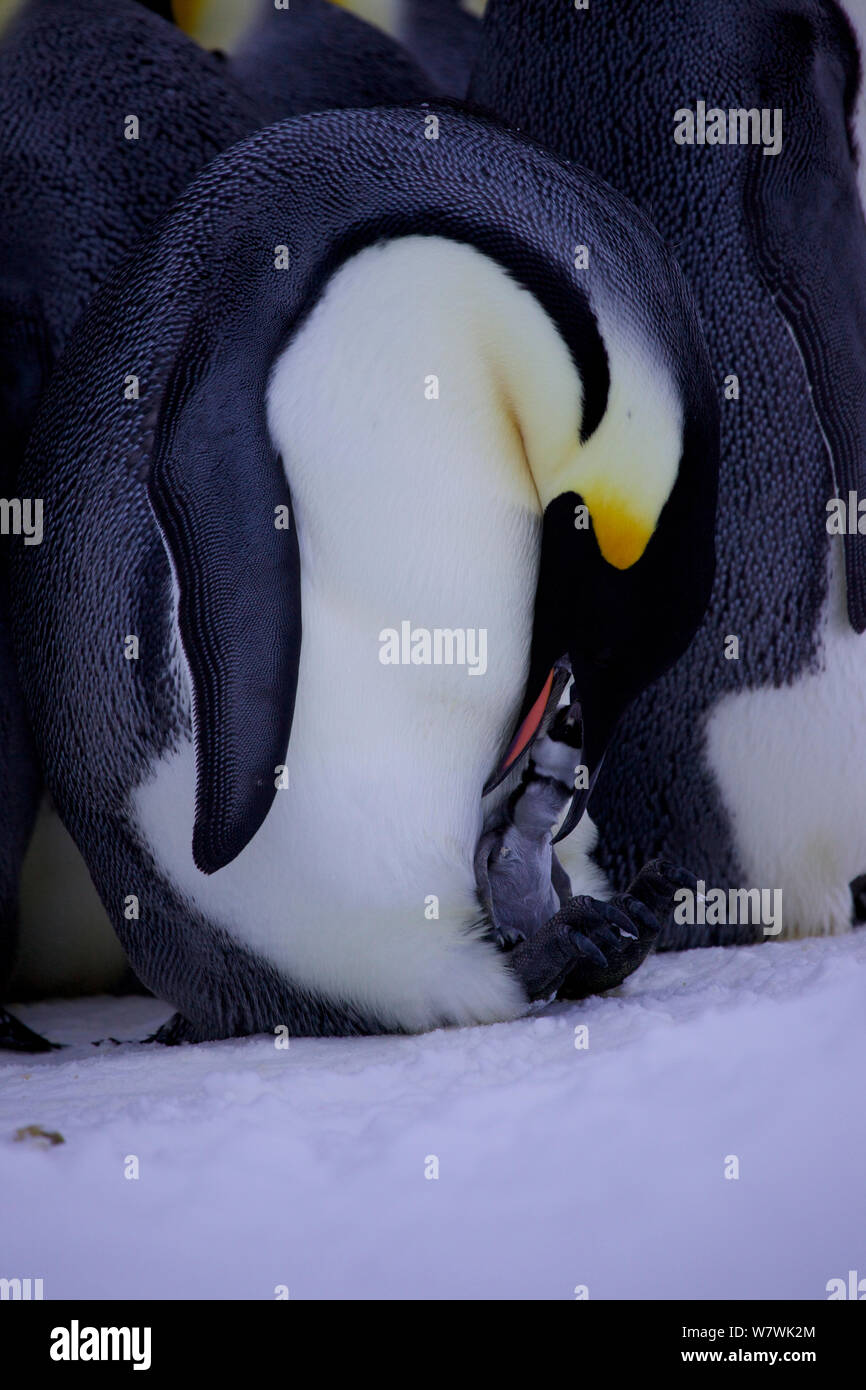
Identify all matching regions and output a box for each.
[746,5,866,631]
[150,357,302,876]
[0,1007,59,1053]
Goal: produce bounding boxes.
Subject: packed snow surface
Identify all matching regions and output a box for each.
[2,932,865,1300]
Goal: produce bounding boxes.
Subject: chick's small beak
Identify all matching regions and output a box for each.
[551,675,621,843]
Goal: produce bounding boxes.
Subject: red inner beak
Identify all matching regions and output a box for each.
[500,668,555,772]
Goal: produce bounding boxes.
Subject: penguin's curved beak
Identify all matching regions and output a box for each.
[494,667,559,777]
[482,662,565,798]
[482,650,623,846]
[482,492,635,837]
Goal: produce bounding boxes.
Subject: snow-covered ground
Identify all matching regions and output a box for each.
[2,931,864,1300]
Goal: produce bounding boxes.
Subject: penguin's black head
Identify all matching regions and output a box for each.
[486,322,719,843]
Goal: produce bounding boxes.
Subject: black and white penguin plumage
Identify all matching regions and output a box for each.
[0,0,263,1045]
[13,107,719,1042]
[228,0,437,125]
[471,0,866,944]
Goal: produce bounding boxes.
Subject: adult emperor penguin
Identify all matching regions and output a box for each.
[0,0,262,1046]
[471,0,866,944]
[12,108,719,1044]
[0,0,259,447]
[229,0,436,125]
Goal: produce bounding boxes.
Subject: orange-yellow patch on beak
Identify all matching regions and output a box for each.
[173,0,255,47]
[582,489,654,570]
[171,0,202,32]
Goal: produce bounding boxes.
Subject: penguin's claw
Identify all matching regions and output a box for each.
[558,858,695,1000]
[0,1006,61,1053]
[850,873,866,924]
[507,893,654,1002]
[623,858,698,924]
[553,894,659,1000]
[493,924,526,950]
[144,1011,212,1046]
[508,858,693,1004]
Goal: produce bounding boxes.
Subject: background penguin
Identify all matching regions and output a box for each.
[0,0,264,1045]
[228,0,437,125]
[166,1,479,104]
[390,0,483,98]
[294,2,483,99]
[470,0,866,945]
[0,0,259,433]
[12,106,719,1044]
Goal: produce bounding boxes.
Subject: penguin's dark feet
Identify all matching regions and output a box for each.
[508,858,695,1004]
[558,858,697,1000]
[493,922,526,950]
[850,873,866,924]
[0,1005,60,1053]
[507,893,654,1002]
[145,1011,212,1045]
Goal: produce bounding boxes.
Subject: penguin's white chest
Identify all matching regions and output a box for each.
[706,539,866,936]
[134,237,596,1029]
